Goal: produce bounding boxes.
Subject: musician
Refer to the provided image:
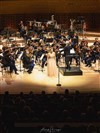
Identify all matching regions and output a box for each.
[71,33,79,47]
[87,46,100,65]
[85,51,92,67]
[35,46,43,64]
[18,21,24,31]
[2,50,19,74]
[23,26,29,41]
[51,15,55,21]
[94,46,100,60]
[9,53,19,74]
[93,38,100,46]
[63,42,72,70]
[18,21,25,37]
[33,19,38,32]
[22,47,35,74]
[74,44,81,66]
[28,21,33,31]
[47,47,57,77]
[70,19,75,31]
[83,22,87,32]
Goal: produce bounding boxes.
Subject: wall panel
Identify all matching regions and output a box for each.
[0,13,100,31]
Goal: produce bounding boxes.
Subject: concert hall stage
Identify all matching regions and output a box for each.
[0,31,100,94]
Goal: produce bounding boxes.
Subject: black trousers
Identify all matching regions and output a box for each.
[9,64,17,73]
[65,56,71,69]
[41,58,47,68]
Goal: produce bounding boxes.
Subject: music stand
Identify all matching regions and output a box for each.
[56,65,61,86]
[18,49,24,72]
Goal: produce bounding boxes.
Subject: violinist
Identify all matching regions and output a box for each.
[22,46,35,74]
[9,52,19,74]
[85,50,92,67]
[74,44,81,66]
[2,48,19,74]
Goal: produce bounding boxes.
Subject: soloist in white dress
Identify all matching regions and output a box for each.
[47,52,57,77]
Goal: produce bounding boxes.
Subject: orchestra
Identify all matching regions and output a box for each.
[0,17,100,75]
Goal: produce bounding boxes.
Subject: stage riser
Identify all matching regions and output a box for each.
[59,67,83,76]
[60,71,83,76]
[79,33,100,37]
[79,39,97,43]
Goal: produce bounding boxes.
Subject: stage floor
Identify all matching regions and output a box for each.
[0,62,100,94]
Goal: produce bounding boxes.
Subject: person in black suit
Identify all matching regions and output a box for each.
[9,54,19,74]
[22,49,35,74]
[63,43,72,70]
[1,49,19,74]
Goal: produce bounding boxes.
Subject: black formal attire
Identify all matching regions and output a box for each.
[63,44,72,70]
[22,52,35,74]
[9,55,18,74]
[41,51,47,69]
[2,53,18,74]
[35,49,43,63]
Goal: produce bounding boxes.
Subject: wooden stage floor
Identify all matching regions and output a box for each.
[0,62,100,94]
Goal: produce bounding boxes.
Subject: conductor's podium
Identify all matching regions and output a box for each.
[59,54,83,76]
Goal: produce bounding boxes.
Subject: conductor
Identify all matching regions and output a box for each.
[63,42,72,70]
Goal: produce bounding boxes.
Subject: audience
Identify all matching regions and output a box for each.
[0,90,100,133]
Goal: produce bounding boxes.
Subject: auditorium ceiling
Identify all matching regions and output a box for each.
[0,0,100,14]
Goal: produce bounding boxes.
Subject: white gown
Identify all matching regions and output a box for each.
[47,52,57,77]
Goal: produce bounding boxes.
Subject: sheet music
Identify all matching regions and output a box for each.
[18,51,23,59]
[70,48,75,54]
[0,53,3,56]
[40,54,44,60]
